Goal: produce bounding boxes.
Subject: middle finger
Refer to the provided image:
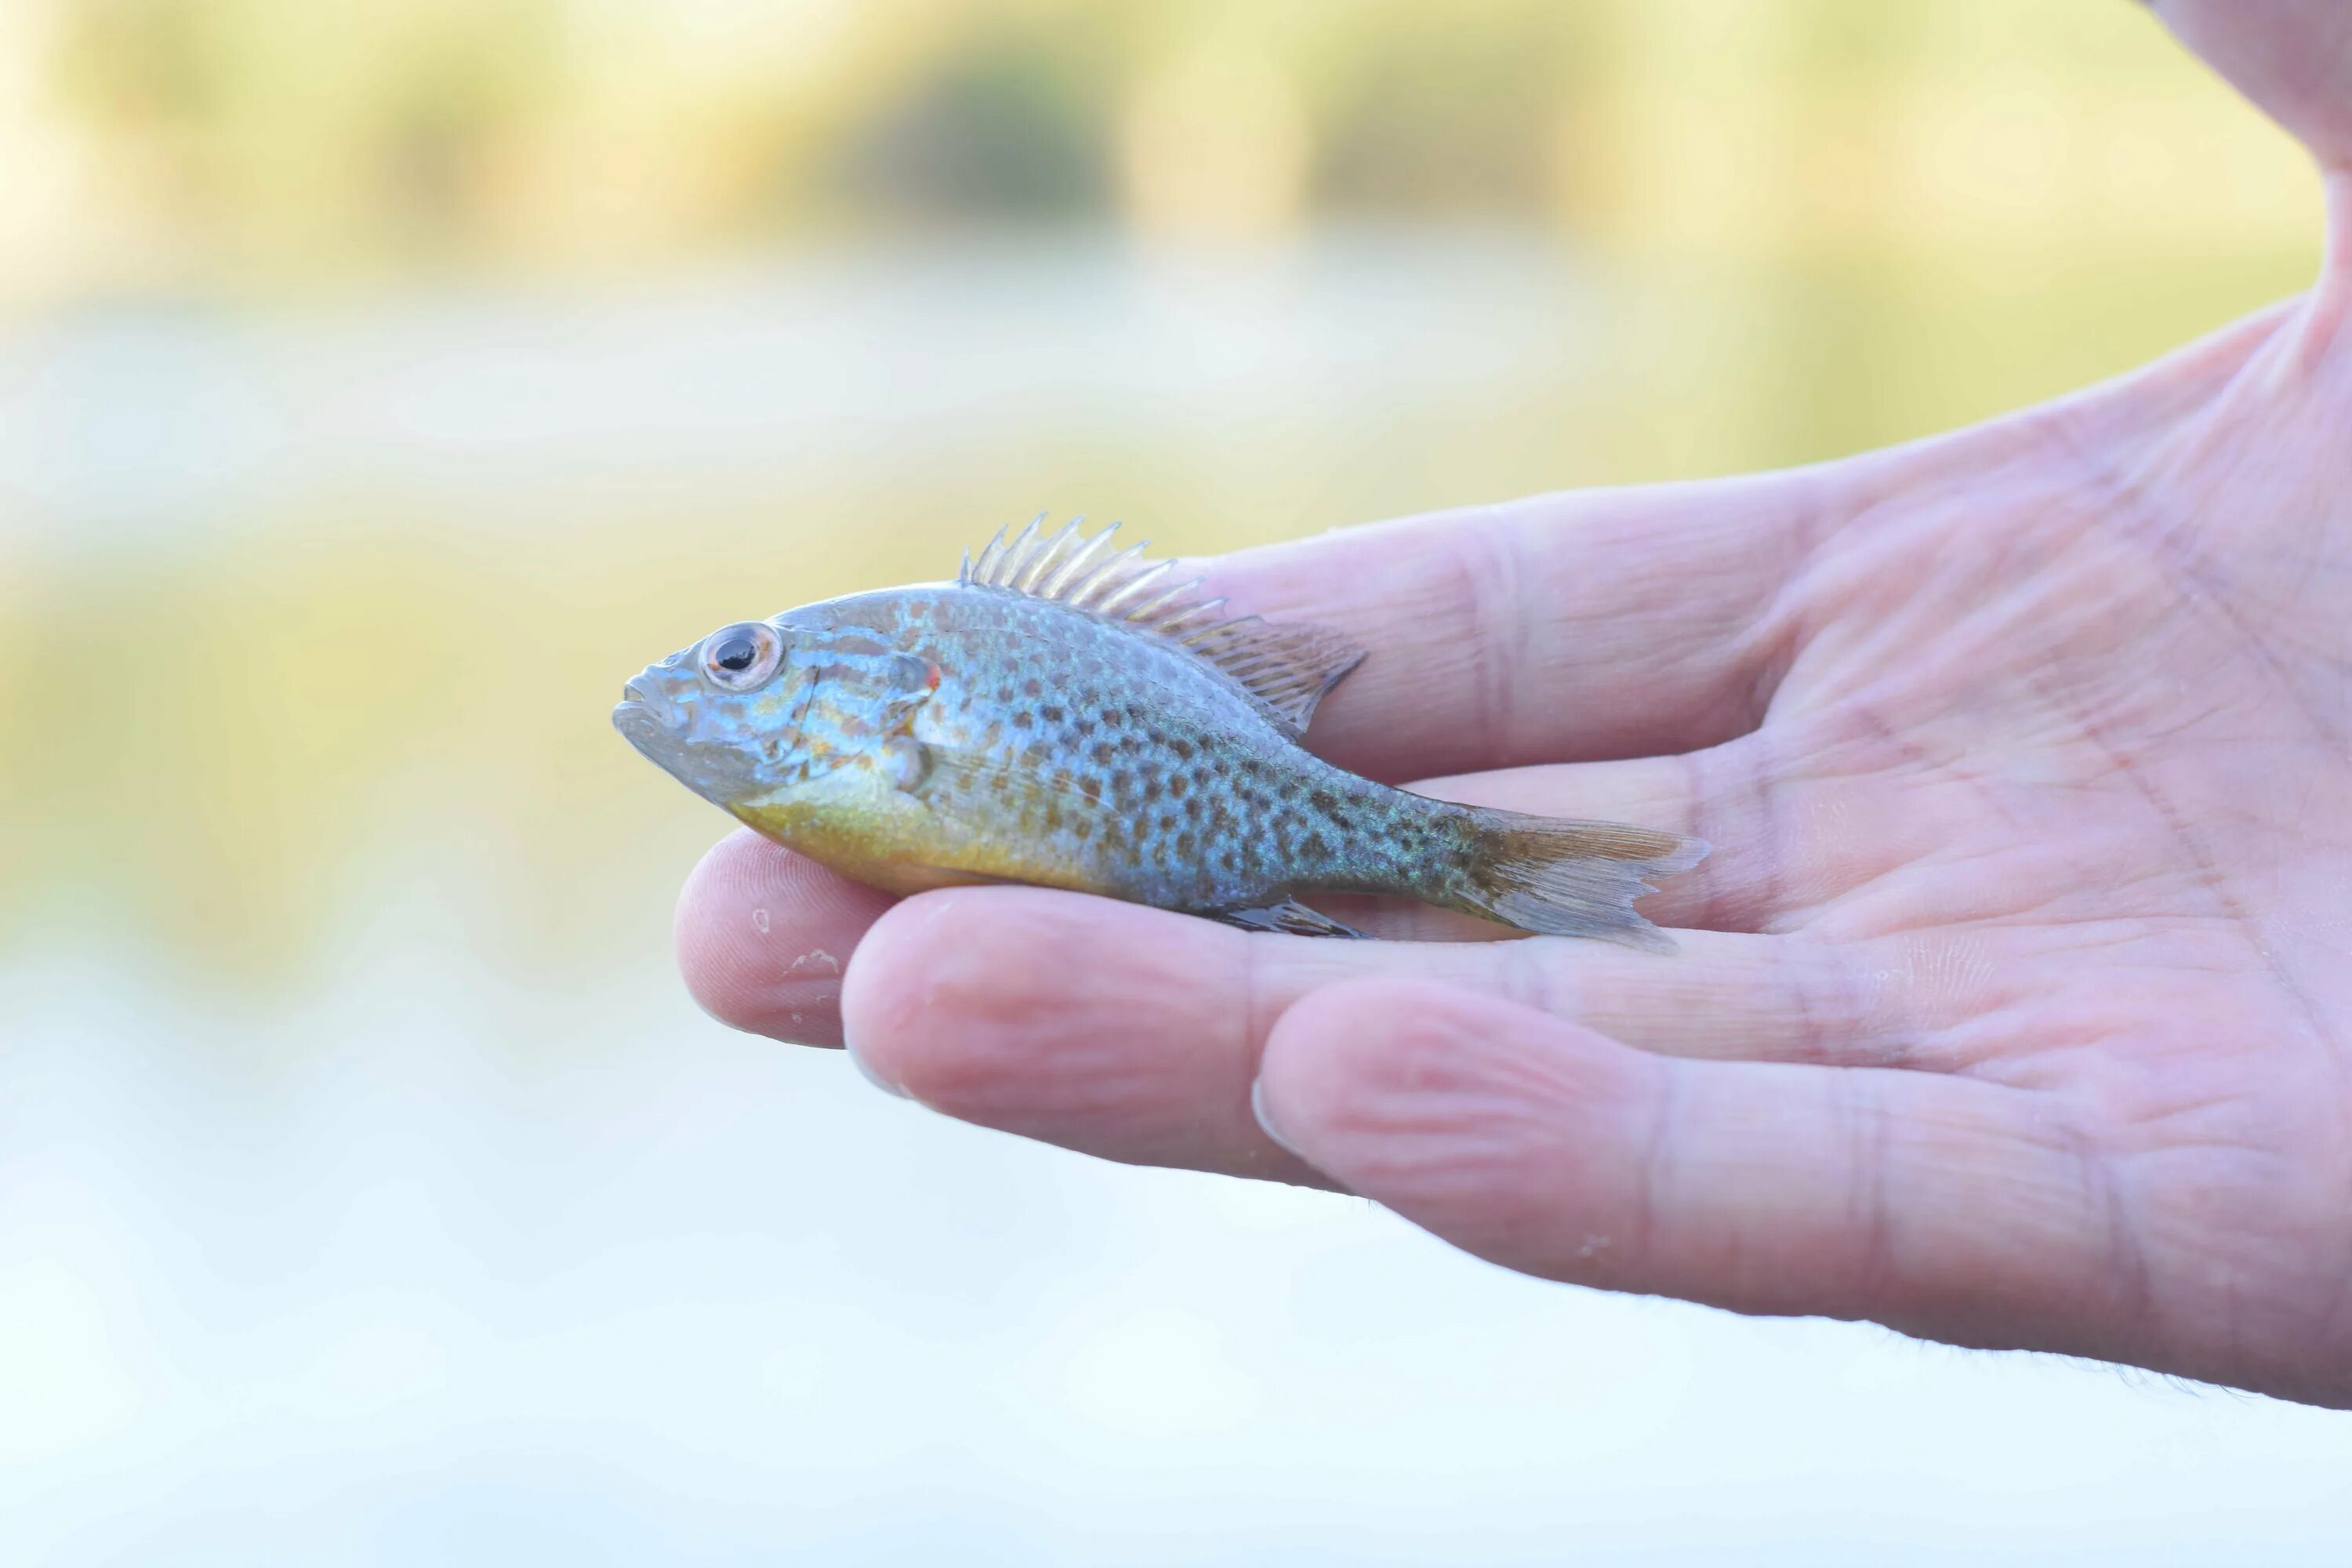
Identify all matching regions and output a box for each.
[839,886,1911,1181]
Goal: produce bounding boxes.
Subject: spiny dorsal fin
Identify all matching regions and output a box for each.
[956,516,1365,738]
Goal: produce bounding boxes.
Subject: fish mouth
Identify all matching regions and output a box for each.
[613,676,686,742]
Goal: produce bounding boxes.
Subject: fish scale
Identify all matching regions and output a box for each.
[615,518,1707,946]
[876,585,1414,909]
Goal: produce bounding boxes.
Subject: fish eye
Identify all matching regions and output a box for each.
[699,622,782,690]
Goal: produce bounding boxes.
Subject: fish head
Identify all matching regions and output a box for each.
[614,617,811,807]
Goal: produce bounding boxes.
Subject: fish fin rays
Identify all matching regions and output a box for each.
[915,743,1116,832]
[957,517,1366,738]
[1443,808,1708,952]
[1207,900,1370,938]
[1178,617,1364,738]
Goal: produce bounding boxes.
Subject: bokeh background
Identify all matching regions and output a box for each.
[4,1,2348,1561]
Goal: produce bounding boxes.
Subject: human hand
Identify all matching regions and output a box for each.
[676,0,2352,1407]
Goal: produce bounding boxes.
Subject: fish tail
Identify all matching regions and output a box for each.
[1440,807,1708,952]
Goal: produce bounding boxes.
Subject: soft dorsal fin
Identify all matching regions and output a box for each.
[958,516,1365,738]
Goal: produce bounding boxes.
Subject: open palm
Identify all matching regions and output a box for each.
[676,2,2352,1406]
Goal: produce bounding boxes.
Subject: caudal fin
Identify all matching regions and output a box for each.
[1445,808,1708,952]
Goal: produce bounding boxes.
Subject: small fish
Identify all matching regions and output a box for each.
[615,519,1705,947]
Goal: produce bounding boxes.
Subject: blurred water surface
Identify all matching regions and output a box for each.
[4,1,2350,1563]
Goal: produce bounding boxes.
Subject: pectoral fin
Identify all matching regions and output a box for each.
[878,734,930,792]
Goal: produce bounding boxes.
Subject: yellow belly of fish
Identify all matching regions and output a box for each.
[731,758,1114,899]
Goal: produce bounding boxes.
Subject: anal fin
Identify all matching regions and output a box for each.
[1207,900,1369,939]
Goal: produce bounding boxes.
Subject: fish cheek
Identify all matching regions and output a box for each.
[744,679,795,728]
[710,672,821,783]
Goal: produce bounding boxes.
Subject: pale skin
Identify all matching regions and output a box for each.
[673,1,2352,1408]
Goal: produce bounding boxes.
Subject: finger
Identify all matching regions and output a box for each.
[837,887,1918,1181]
[1200,475,1821,782]
[1253,979,2135,1357]
[838,889,1332,1183]
[2150,2,2352,172]
[674,828,896,1047]
[1405,720,1915,935]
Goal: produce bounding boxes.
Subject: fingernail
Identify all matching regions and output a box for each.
[844,1036,909,1099]
[1250,1076,1303,1158]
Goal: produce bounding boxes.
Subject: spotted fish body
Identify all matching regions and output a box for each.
[615,520,1706,946]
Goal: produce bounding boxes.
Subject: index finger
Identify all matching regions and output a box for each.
[1203,472,1821,782]
[673,829,894,1047]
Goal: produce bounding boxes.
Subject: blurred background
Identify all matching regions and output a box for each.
[4,0,2347,1561]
